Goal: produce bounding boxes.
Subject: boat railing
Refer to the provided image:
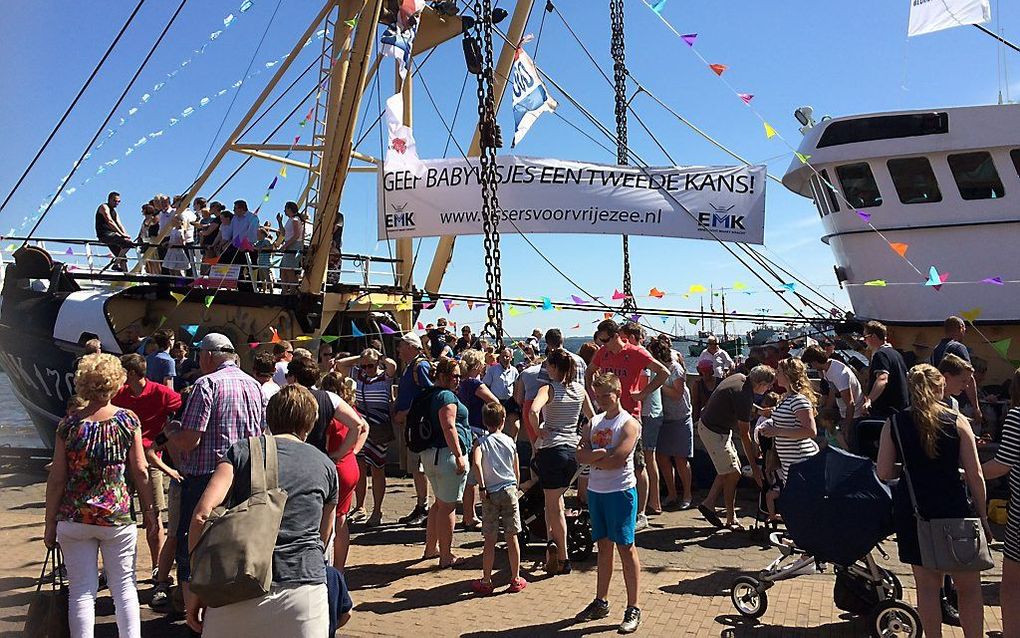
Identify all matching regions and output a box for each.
[0,237,404,294]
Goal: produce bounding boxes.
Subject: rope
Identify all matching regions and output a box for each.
[0,0,147,218]
[23,0,191,246]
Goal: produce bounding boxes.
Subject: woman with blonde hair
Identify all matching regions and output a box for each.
[457,349,500,530]
[757,357,819,484]
[877,364,990,638]
[44,353,159,638]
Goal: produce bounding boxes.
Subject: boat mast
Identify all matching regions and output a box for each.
[721,289,728,341]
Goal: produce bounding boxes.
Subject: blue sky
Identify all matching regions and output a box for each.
[1,0,1016,339]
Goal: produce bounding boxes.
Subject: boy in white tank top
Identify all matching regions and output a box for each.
[574,372,643,634]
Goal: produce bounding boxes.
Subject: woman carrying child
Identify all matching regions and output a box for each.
[757,358,820,485]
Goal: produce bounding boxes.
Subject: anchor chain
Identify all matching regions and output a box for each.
[471,0,505,345]
[610,0,635,313]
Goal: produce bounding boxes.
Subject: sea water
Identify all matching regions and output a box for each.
[0,372,39,448]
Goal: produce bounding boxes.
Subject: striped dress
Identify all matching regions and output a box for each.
[770,393,819,482]
[996,407,1020,562]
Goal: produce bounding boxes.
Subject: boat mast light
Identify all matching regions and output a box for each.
[794,105,815,135]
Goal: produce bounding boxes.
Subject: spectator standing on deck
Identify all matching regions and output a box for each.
[699,335,734,379]
[930,316,982,430]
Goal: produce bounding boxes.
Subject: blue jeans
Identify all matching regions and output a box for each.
[175,472,213,582]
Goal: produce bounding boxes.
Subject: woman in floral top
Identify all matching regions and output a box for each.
[44,353,158,638]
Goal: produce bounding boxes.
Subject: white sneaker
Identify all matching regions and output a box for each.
[635,513,649,531]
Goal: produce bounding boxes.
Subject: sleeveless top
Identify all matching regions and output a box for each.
[57,409,140,526]
[307,388,335,453]
[891,408,972,520]
[587,411,636,494]
[95,205,121,240]
[353,365,392,429]
[536,380,584,450]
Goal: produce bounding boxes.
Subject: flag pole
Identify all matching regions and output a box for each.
[973,24,1020,54]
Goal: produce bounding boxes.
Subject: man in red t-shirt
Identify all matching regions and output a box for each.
[112,354,182,577]
[586,320,669,529]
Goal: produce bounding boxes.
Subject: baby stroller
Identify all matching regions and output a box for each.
[517,467,594,562]
[730,447,922,638]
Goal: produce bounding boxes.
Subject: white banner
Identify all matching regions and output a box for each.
[378,156,766,244]
[908,0,990,36]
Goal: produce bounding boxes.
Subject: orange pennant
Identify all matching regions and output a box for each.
[708,63,727,76]
[270,327,282,344]
[649,287,665,299]
[603,312,613,319]
[889,242,909,257]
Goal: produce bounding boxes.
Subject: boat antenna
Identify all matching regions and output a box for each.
[610,0,635,314]
[0,0,147,218]
[470,0,506,346]
[22,0,190,246]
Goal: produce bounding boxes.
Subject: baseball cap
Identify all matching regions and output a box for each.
[200,333,235,353]
[400,331,423,349]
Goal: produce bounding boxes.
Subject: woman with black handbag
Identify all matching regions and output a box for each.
[877,363,993,638]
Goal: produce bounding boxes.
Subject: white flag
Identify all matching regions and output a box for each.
[908,0,990,37]
[384,93,426,178]
[510,45,557,147]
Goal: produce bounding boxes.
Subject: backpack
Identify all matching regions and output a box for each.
[405,386,446,453]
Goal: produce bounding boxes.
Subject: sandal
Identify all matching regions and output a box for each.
[438,556,467,569]
[508,577,528,593]
[697,504,725,529]
[471,579,495,595]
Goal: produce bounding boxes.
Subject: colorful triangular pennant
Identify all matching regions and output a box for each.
[708,63,727,76]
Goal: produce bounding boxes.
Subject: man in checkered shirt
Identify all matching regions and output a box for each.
[165,333,267,616]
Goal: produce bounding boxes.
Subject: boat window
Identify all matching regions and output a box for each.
[817,112,948,148]
[887,157,942,204]
[948,152,1004,200]
[819,169,841,212]
[835,163,882,208]
[807,176,827,218]
[1012,149,1020,179]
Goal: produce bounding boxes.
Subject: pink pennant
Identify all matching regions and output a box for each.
[738,93,753,105]
[612,289,627,300]
[856,210,871,223]
[422,302,436,310]
[680,33,697,47]
[982,276,1004,286]
[417,321,425,330]
[248,342,260,349]
[443,299,454,313]
[571,323,581,329]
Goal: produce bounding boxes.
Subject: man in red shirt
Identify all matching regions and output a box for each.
[586,320,669,530]
[113,354,182,579]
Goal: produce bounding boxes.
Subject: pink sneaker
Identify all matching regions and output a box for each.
[471,579,495,595]
[508,577,528,593]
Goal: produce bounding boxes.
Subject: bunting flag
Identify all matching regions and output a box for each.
[992,337,1012,359]
[889,242,909,257]
[204,295,214,308]
[351,323,365,338]
[279,165,287,178]
[981,276,1004,285]
[170,292,186,305]
[64,247,74,255]
[249,342,260,349]
[571,294,588,304]
[924,265,947,288]
[856,210,872,222]
[383,93,427,177]
[270,327,282,344]
[508,305,520,317]
[795,152,812,164]
[763,122,777,139]
[651,0,668,13]
[864,279,887,287]
[571,323,581,329]
[293,335,313,342]
[464,300,473,310]
[603,312,614,319]
[511,40,557,147]
[738,93,753,105]
[649,287,665,298]
[688,284,706,294]
[630,314,640,322]
[961,307,983,323]
[541,297,554,310]
[381,324,396,334]
[182,324,199,337]
[732,281,747,291]
[688,318,700,325]
[781,282,797,292]
[416,322,425,330]
[343,17,358,29]
[708,63,727,76]
[320,335,340,344]
[680,33,697,46]
[612,289,627,300]
[443,299,455,313]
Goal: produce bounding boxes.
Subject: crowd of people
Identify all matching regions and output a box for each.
[95,191,346,288]
[38,314,1019,637]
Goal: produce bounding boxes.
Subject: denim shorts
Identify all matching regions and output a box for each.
[640,415,664,449]
[534,445,579,490]
[421,446,468,504]
[588,487,638,546]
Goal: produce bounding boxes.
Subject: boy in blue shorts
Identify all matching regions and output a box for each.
[575,372,642,634]
[470,403,527,594]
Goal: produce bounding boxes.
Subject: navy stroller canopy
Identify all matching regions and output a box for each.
[776,446,893,566]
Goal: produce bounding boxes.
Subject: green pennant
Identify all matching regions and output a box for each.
[688,318,700,325]
[204,295,214,308]
[157,316,167,328]
[320,335,340,344]
[344,17,358,28]
[991,337,1012,359]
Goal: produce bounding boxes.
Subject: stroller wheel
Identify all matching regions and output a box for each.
[566,512,594,562]
[869,600,921,638]
[730,576,768,619]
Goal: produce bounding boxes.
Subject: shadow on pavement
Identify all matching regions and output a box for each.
[462,618,617,637]
[716,614,862,637]
[356,577,475,615]
[659,567,748,597]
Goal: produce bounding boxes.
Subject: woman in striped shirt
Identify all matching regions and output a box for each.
[530,348,595,575]
[983,367,1020,638]
[757,358,819,484]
